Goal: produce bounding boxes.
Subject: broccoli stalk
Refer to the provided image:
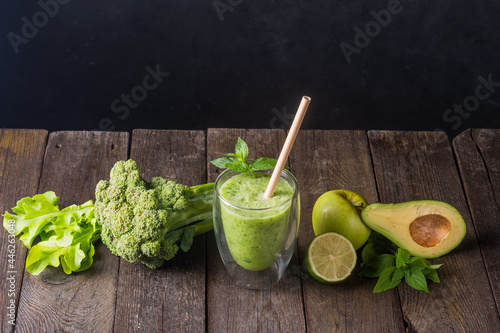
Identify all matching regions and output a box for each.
[154,182,214,231]
[94,159,215,269]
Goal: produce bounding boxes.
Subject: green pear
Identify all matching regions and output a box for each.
[312,190,371,250]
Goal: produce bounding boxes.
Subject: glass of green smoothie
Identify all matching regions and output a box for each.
[213,168,300,289]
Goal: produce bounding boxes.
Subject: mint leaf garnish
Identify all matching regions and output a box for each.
[211,137,287,176]
[391,267,405,284]
[235,137,249,161]
[405,270,429,292]
[210,157,234,169]
[423,267,440,283]
[395,248,411,268]
[359,253,394,278]
[249,157,279,171]
[360,232,442,293]
[373,266,401,293]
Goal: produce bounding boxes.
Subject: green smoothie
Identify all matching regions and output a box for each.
[219,172,293,271]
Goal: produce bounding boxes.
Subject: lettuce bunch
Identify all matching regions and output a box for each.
[3,191,99,275]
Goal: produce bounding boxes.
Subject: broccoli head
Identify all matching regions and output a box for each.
[95,159,214,269]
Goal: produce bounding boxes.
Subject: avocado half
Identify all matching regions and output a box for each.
[361,200,466,258]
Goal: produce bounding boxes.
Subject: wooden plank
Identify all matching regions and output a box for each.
[113,130,207,332]
[0,129,47,332]
[290,130,405,332]
[14,131,128,332]
[368,130,500,332]
[206,128,306,333]
[453,129,500,314]
[468,129,500,208]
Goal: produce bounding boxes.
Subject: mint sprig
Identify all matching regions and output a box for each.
[211,137,286,176]
[360,233,442,293]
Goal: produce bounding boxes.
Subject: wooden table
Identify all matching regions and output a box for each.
[1,128,499,333]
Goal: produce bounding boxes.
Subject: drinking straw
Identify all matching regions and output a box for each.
[263,96,311,198]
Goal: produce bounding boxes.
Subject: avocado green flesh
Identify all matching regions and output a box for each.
[361,200,466,258]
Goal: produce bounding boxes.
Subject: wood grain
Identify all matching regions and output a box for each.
[14,131,128,333]
[113,130,207,333]
[290,130,405,333]
[368,130,500,332]
[453,129,500,315]
[470,129,500,209]
[3,128,500,332]
[206,128,306,333]
[0,129,47,333]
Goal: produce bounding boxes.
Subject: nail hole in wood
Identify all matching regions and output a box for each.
[111,143,116,150]
[55,144,61,149]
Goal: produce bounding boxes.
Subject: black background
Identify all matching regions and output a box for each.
[1,0,499,140]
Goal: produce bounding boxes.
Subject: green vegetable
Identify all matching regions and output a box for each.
[2,159,215,275]
[2,192,99,275]
[94,159,214,269]
[211,137,285,176]
[360,232,442,293]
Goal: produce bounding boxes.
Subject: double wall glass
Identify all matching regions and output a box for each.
[213,169,300,289]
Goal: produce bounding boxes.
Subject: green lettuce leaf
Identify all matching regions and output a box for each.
[3,191,60,247]
[2,191,99,275]
[3,191,94,248]
[26,216,99,275]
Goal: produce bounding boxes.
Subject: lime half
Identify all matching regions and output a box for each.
[305,232,357,283]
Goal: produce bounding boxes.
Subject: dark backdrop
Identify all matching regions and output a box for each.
[1,0,499,139]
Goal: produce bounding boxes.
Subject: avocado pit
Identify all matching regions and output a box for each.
[409,214,451,247]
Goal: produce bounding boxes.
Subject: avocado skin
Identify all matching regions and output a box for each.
[361,200,466,258]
